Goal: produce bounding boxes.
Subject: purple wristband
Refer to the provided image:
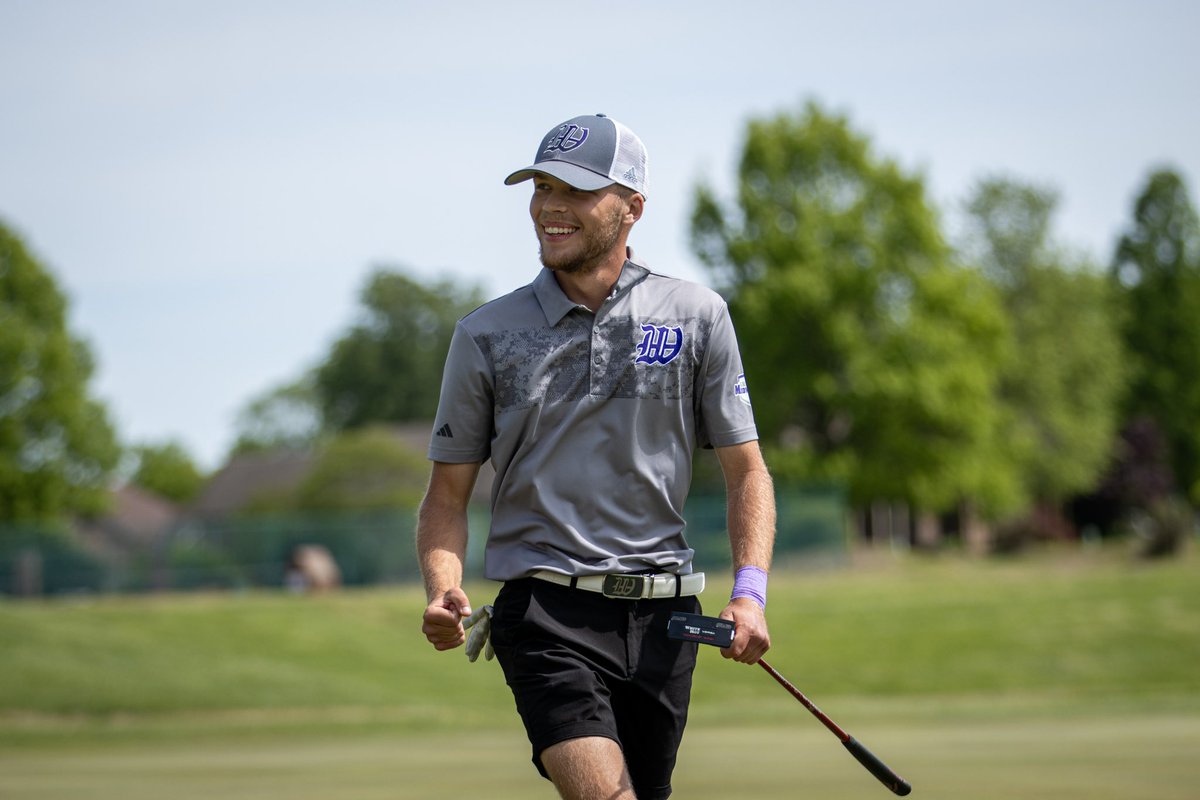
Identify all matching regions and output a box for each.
[730,566,768,609]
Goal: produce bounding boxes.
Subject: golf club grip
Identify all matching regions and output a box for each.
[843,737,912,796]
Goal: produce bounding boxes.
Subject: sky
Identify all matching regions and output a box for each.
[2,1,1197,470]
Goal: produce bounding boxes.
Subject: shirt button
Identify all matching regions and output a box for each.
[593,355,603,365]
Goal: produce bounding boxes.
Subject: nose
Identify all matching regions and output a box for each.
[541,185,570,212]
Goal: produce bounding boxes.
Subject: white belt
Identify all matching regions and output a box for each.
[531,570,705,599]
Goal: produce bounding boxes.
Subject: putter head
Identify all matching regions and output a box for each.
[666,612,735,648]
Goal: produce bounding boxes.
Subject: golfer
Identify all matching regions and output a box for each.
[418,113,775,800]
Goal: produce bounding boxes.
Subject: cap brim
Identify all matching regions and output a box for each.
[503,160,615,191]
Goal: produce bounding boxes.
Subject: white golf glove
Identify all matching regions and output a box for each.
[463,604,494,662]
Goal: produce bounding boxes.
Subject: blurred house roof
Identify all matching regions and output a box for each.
[189,448,314,519]
[189,422,494,519]
[76,484,181,561]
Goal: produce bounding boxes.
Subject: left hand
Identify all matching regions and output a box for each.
[718,597,770,664]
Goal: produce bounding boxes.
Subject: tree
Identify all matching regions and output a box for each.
[0,220,120,521]
[1111,168,1200,502]
[1073,415,1174,535]
[130,440,206,504]
[690,101,1015,514]
[230,375,323,456]
[315,268,485,430]
[291,426,429,512]
[963,177,1126,512]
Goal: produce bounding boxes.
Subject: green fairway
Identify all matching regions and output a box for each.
[2,546,1198,798]
[3,710,1199,799]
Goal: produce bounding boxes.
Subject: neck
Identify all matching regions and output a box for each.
[552,247,629,312]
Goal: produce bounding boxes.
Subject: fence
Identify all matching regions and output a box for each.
[0,486,848,596]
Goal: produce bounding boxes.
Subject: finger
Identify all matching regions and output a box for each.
[423,627,464,648]
[717,609,742,659]
[422,614,465,642]
[421,608,454,629]
[434,636,466,651]
[423,621,463,647]
[737,631,770,664]
[719,637,742,660]
[738,643,765,664]
[730,625,768,663]
[424,619,465,644]
[427,634,465,650]
[423,609,462,629]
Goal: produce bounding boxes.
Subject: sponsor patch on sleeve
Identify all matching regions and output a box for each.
[734,373,751,407]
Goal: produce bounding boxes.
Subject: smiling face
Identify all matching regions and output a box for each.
[529,173,643,275]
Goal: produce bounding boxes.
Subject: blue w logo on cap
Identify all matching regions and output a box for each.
[635,324,684,365]
[545,124,589,153]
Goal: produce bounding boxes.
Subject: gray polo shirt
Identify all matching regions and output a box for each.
[428,253,758,581]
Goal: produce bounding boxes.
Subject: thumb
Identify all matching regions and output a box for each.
[442,586,472,618]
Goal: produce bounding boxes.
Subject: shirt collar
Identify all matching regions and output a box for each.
[533,249,652,326]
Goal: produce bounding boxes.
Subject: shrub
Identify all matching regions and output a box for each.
[1129,496,1195,559]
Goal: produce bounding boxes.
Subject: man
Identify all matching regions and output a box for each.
[418,113,775,800]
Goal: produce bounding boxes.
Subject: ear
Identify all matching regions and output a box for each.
[624,192,645,225]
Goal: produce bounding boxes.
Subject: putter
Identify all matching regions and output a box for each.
[668,612,912,796]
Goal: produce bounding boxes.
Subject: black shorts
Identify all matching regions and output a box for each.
[489,577,702,800]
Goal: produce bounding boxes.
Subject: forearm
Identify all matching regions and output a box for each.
[715,442,775,663]
[416,494,469,602]
[726,461,776,572]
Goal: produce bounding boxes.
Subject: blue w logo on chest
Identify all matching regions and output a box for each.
[635,323,685,365]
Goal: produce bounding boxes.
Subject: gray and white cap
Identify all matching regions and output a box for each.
[504,113,649,197]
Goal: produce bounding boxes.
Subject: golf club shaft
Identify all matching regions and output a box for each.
[757,658,849,739]
[758,659,912,796]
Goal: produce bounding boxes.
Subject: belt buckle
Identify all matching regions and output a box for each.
[602,574,649,599]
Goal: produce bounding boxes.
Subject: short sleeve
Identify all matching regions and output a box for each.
[696,302,759,449]
[427,322,494,463]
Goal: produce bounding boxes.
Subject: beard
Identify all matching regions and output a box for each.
[537,203,625,274]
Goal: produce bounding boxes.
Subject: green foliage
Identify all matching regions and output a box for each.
[166,539,246,590]
[1111,169,1200,502]
[229,268,483,464]
[130,440,206,503]
[315,268,485,430]
[1127,496,1196,559]
[685,484,848,572]
[691,101,1014,513]
[230,375,323,456]
[963,177,1126,506]
[233,426,427,515]
[1091,415,1175,519]
[963,179,1058,285]
[0,220,120,522]
[291,426,428,512]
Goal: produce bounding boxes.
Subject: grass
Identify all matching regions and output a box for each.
[5,716,1200,800]
[1,544,1198,798]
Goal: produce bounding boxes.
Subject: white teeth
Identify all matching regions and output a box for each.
[545,226,576,235]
